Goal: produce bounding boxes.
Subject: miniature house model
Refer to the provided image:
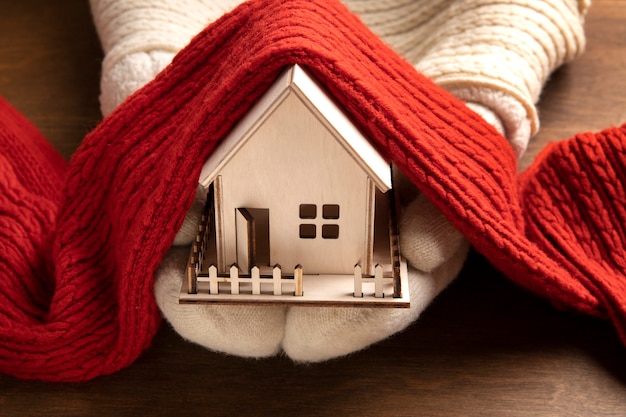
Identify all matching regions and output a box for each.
[179,65,409,307]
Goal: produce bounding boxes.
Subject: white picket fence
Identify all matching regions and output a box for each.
[353,264,392,298]
[191,264,303,296]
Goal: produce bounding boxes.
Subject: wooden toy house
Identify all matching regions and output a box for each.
[179,65,409,307]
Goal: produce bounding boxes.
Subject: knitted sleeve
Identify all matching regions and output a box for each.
[90,0,589,146]
[89,0,245,116]
[349,0,590,156]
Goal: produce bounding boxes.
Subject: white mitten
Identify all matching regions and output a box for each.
[281,0,588,360]
[282,243,470,361]
[155,245,286,358]
[90,0,588,360]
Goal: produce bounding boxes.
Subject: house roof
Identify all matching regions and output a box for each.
[198,64,392,192]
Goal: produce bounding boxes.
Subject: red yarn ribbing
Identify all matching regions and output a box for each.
[0,0,624,381]
[519,126,626,337]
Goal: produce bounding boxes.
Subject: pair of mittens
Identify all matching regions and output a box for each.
[88,0,588,361]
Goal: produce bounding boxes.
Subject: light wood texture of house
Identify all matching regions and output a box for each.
[181,64,409,307]
[0,1,625,416]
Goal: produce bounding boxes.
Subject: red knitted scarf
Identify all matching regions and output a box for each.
[0,0,624,381]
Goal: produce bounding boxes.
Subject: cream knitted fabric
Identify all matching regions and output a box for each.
[155,246,286,358]
[89,0,243,116]
[283,242,470,362]
[90,0,589,137]
[349,0,589,156]
[89,0,588,361]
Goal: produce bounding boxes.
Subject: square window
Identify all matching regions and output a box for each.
[322,224,339,239]
[299,204,317,219]
[299,224,316,239]
[322,204,340,219]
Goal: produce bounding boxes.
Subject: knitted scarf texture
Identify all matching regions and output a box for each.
[0,0,624,381]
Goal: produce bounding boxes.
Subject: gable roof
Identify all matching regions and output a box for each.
[198,64,392,191]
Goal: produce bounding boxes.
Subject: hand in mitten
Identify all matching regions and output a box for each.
[280,0,588,360]
[90,0,587,361]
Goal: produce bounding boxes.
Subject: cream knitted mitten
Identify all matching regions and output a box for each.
[89,0,588,361]
[351,0,589,157]
[155,246,287,358]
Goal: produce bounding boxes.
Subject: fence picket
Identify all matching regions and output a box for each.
[251,266,261,295]
[209,265,218,294]
[374,264,384,298]
[273,265,282,295]
[294,265,303,296]
[187,263,197,294]
[230,264,240,294]
[353,264,363,297]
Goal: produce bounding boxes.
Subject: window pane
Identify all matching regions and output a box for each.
[322,204,340,219]
[322,224,339,239]
[299,224,316,239]
[299,204,317,219]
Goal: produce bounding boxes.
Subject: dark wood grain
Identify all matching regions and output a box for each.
[0,1,103,160]
[0,1,625,416]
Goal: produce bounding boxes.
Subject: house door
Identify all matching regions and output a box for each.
[236,208,270,273]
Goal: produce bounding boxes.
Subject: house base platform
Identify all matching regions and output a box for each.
[179,261,410,308]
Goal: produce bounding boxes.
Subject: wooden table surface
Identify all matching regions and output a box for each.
[1,1,625,416]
